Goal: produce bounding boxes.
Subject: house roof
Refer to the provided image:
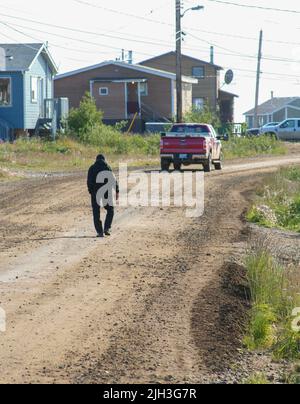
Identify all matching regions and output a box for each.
[55,61,198,83]
[219,89,239,98]
[140,51,223,71]
[244,97,300,116]
[0,43,58,74]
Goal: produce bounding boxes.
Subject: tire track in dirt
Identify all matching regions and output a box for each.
[0,156,299,383]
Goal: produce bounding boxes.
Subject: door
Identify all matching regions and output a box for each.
[278,119,296,140]
[127,82,139,116]
[296,120,300,141]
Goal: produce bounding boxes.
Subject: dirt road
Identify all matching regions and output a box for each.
[0,154,300,384]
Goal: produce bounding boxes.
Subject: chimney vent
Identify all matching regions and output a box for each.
[210,46,214,64]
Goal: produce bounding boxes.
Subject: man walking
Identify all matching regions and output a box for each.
[87,155,119,238]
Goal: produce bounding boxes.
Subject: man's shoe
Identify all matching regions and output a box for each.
[104,229,111,236]
[97,232,104,238]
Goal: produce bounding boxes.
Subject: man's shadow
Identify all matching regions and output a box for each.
[31,235,97,242]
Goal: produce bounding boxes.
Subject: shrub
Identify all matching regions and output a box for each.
[183,104,221,128]
[247,166,300,233]
[68,93,103,139]
[223,135,287,159]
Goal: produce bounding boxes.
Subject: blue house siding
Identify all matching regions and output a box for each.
[24,53,53,129]
[0,71,24,129]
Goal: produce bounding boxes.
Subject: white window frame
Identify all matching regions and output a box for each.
[31,76,39,104]
[99,87,109,96]
[0,77,12,107]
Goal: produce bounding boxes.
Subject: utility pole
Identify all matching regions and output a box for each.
[176,0,183,123]
[254,30,263,128]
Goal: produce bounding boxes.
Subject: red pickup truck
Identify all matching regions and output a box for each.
[160,123,224,172]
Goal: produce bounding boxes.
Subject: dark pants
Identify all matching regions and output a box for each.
[91,194,114,234]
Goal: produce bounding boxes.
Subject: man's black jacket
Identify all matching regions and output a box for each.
[87,158,119,196]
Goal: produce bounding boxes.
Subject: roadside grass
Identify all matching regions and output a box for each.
[223,135,287,159]
[0,131,290,174]
[247,166,300,233]
[244,249,300,361]
[0,135,159,173]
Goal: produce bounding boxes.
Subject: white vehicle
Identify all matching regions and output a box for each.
[263,119,300,141]
[259,122,279,135]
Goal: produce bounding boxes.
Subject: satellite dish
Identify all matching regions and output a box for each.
[225,69,234,85]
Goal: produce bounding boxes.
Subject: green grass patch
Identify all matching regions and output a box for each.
[242,373,270,384]
[223,135,287,159]
[244,250,300,361]
[247,166,300,233]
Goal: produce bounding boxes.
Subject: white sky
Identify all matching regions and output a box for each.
[1,0,300,121]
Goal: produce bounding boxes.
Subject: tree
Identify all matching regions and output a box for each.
[68,92,103,140]
[183,105,221,128]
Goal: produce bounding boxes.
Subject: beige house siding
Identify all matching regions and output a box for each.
[93,82,125,120]
[141,53,220,110]
[182,83,193,114]
[54,64,175,119]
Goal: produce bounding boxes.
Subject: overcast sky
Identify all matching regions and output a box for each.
[1,0,300,121]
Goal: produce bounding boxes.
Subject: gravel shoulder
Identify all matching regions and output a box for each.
[0,155,299,384]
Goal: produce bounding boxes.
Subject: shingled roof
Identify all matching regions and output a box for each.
[244,97,300,115]
[0,43,58,73]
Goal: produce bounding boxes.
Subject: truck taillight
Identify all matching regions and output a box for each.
[160,139,164,148]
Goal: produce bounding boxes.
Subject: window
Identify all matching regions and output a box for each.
[99,87,108,96]
[192,66,205,79]
[171,125,210,134]
[280,119,295,129]
[193,98,205,110]
[139,82,148,96]
[0,77,11,106]
[31,77,39,103]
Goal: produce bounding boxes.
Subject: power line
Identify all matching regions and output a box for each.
[0,21,113,56]
[1,7,300,81]
[207,0,300,14]
[1,23,297,84]
[1,7,300,65]
[3,17,300,83]
[72,0,173,26]
[2,13,300,71]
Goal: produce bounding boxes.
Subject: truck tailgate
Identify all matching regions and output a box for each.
[161,136,207,154]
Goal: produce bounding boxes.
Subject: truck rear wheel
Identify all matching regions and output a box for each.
[161,159,170,171]
[214,153,223,170]
[174,162,182,171]
[203,153,213,172]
